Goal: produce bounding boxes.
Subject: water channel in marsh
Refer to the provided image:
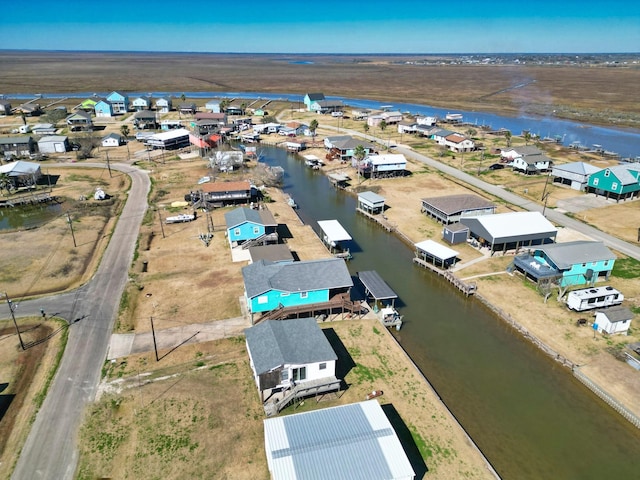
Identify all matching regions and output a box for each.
[260,145,640,479]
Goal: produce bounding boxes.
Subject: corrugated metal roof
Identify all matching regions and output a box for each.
[358,191,385,204]
[462,211,556,242]
[357,271,398,301]
[414,239,459,260]
[318,220,352,242]
[264,400,415,480]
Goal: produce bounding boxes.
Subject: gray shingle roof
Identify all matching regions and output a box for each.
[596,306,633,323]
[224,207,276,229]
[245,318,337,375]
[605,165,640,186]
[421,194,495,215]
[537,241,615,270]
[242,258,353,298]
[306,93,325,101]
[552,161,601,176]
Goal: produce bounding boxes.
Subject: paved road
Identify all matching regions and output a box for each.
[332,124,640,261]
[9,162,150,480]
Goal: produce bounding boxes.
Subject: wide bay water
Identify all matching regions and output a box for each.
[261,145,640,479]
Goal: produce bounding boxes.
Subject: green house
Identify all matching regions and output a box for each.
[586,164,640,201]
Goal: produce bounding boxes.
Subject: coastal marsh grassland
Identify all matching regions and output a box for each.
[1,51,639,128]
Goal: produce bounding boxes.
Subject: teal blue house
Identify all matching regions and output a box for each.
[303,93,325,112]
[242,258,353,322]
[106,91,129,114]
[224,207,277,246]
[94,100,113,118]
[586,164,640,201]
[513,240,616,290]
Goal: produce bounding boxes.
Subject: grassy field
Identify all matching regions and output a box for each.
[1,51,639,128]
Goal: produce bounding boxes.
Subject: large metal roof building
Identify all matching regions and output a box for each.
[263,400,415,480]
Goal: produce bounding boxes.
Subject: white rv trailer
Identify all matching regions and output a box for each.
[566,286,623,311]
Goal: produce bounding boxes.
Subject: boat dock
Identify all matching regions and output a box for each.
[357,270,404,330]
[412,257,477,296]
[318,219,352,260]
[356,207,395,232]
[0,192,58,208]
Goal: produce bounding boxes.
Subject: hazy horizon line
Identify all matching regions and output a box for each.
[1,48,638,57]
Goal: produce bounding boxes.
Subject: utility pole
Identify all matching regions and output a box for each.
[106,151,112,177]
[157,208,165,238]
[5,293,25,350]
[150,316,159,361]
[67,212,77,247]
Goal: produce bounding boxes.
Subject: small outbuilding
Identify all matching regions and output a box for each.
[552,161,601,191]
[101,133,124,148]
[594,306,633,335]
[37,135,69,154]
[443,222,469,245]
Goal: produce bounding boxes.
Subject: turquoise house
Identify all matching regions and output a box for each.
[224,207,277,246]
[586,164,640,201]
[303,93,325,111]
[94,100,113,118]
[513,240,616,289]
[106,91,129,114]
[242,258,353,321]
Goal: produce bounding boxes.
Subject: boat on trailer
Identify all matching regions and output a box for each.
[165,213,196,224]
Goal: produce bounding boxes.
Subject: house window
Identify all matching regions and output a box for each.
[319,363,327,370]
[604,261,609,266]
[253,226,260,234]
[593,178,599,186]
[234,228,241,236]
[257,296,268,304]
[280,292,289,297]
[611,182,618,191]
[281,370,288,381]
[300,292,308,299]
[582,263,586,267]
[604,170,610,177]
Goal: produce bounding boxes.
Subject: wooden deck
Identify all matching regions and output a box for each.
[257,293,363,323]
[0,192,58,208]
[413,257,477,296]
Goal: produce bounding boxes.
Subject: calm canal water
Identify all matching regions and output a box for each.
[261,146,640,479]
[0,202,63,231]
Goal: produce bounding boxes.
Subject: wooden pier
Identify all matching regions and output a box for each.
[0,192,58,208]
[412,257,477,296]
[355,207,395,232]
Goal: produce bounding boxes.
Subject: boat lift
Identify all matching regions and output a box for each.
[318,220,352,260]
[357,270,403,330]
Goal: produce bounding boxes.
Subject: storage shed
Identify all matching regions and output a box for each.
[263,400,415,480]
[443,222,469,245]
[37,135,69,154]
[594,306,633,335]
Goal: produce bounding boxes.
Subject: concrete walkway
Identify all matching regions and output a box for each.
[107,316,249,359]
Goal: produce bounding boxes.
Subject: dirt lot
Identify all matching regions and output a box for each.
[78,320,495,480]
[0,318,68,479]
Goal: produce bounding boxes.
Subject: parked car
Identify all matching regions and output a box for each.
[489,163,505,170]
[331,111,344,117]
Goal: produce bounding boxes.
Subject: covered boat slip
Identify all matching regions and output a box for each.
[357,270,403,329]
[414,239,459,268]
[357,270,398,308]
[318,219,352,259]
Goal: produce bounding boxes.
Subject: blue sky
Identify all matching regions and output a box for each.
[4,1,639,53]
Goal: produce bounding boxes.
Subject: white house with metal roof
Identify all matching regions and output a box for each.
[245,317,338,406]
[362,154,407,179]
[263,400,416,480]
[460,211,557,254]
